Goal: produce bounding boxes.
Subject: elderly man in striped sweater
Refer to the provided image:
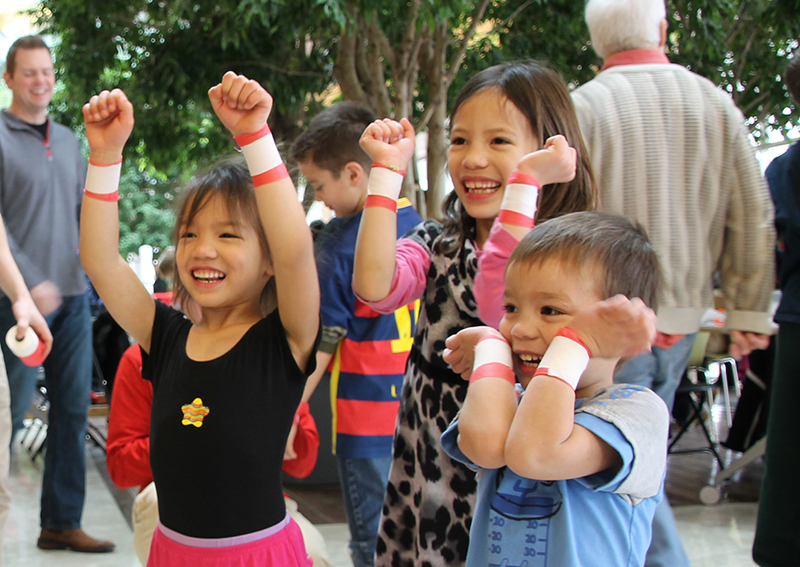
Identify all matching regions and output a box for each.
[572,1,775,566]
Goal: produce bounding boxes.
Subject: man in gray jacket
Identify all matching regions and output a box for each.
[1,35,114,553]
[571,1,775,566]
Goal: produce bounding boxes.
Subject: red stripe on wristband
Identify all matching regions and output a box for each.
[470,362,516,385]
[555,327,592,358]
[88,158,123,167]
[372,162,407,177]
[252,164,290,187]
[364,195,398,212]
[498,209,534,228]
[507,171,540,187]
[532,367,577,390]
[84,189,120,202]
[234,124,271,147]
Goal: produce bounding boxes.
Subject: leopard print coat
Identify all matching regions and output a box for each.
[375,220,483,567]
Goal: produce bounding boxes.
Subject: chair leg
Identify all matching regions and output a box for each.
[669,389,725,468]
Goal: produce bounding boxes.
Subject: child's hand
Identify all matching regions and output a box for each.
[283,421,298,461]
[359,118,415,171]
[82,89,134,163]
[517,135,576,187]
[444,326,504,381]
[568,295,656,360]
[208,72,273,138]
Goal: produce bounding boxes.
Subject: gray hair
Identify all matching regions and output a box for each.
[585,0,666,59]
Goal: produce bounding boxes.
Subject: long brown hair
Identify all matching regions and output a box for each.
[172,157,277,315]
[442,60,596,249]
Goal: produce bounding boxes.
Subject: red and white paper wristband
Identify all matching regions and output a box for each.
[469,334,516,386]
[365,162,406,212]
[532,327,592,390]
[234,124,289,186]
[497,171,540,229]
[84,159,122,202]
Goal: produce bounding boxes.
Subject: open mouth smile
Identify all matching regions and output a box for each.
[463,180,501,200]
[516,352,542,373]
[192,269,226,284]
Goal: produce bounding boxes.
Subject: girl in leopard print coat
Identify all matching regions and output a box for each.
[353,61,596,567]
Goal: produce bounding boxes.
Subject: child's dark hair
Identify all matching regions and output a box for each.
[172,157,276,314]
[289,101,375,175]
[508,211,662,310]
[442,60,596,248]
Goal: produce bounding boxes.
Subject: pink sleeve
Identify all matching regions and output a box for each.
[355,238,430,314]
[475,219,520,329]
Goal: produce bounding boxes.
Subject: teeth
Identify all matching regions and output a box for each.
[193,269,225,282]
[518,354,541,364]
[464,181,500,192]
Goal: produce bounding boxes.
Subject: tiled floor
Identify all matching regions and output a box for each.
[4,416,763,567]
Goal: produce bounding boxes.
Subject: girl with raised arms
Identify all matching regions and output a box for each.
[80,73,319,566]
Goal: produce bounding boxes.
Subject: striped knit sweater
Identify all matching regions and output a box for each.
[572,62,776,335]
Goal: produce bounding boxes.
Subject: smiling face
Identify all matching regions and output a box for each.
[3,47,55,124]
[297,159,365,218]
[448,88,540,244]
[176,194,272,315]
[499,257,606,389]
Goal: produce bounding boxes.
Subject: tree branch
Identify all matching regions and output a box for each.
[444,0,492,85]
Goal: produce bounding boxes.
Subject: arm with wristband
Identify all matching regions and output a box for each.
[353,118,415,302]
[208,72,319,369]
[450,295,656,479]
[80,89,156,351]
[453,327,520,470]
[474,135,577,328]
[505,296,656,481]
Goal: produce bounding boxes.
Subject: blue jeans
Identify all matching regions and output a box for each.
[2,293,93,530]
[337,455,392,567]
[615,334,696,567]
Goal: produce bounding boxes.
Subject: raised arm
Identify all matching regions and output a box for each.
[208,73,318,369]
[352,118,415,301]
[80,89,155,351]
[475,136,577,327]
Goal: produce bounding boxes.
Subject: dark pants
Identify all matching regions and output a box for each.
[1,293,93,530]
[753,322,800,566]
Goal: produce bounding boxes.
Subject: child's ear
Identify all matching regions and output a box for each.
[344,161,365,187]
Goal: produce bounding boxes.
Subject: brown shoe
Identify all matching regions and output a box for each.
[37,528,115,553]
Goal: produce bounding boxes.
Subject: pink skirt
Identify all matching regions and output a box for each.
[147,513,312,567]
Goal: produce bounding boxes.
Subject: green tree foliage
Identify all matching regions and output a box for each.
[32,0,335,251]
[118,167,176,259]
[26,0,800,239]
[315,0,493,217]
[491,0,800,140]
[664,0,800,140]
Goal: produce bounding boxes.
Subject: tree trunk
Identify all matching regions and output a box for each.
[426,99,448,220]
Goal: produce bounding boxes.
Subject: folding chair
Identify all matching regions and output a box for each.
[668,332,726,468]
